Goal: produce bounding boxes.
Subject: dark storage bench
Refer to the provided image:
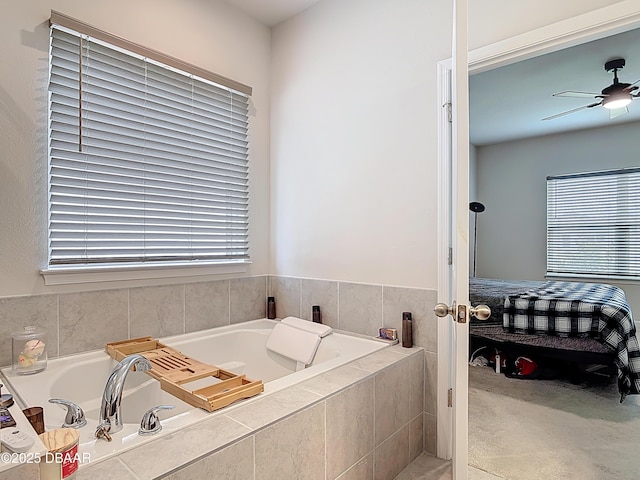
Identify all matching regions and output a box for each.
[470,324,617,382]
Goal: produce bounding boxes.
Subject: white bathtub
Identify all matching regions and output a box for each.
[1,319,387,465]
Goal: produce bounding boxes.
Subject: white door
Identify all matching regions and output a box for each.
[440,0,471,478]
[436,2,640,479]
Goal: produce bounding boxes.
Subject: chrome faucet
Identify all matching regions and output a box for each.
[95,354,152,440]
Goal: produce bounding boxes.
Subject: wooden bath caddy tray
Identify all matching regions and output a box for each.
[105,337,263,412]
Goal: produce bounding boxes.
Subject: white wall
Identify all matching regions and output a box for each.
[270,0,452,289]
[1,0,626,296]
[468,0,625,50]
[475,121,640,316]
[269,0,623,290]
[0,0,271,296]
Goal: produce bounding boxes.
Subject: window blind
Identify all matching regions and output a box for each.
[547,168,640,278]
[48,25,250,267]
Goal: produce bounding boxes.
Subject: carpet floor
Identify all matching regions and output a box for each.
[468,364,640,480]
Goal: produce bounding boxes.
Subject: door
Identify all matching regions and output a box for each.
[449,0,471,478]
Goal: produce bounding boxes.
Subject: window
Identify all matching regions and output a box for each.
[547,168,640,278]
[47,13,251,271]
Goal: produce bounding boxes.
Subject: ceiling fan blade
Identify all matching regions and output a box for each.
[609,106,629,119]
[541,101,602,121]
[552,91,599,98]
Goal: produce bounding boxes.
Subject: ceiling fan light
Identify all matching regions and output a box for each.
[603,93,632,110]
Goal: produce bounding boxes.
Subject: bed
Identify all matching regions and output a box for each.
[469,277,640,402]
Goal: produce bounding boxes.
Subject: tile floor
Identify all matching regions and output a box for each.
[395,453,505,480]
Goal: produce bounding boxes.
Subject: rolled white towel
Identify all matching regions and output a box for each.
[281,316,332,337]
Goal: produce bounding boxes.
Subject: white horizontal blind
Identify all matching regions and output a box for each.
[48,26,250,266]
[547,168,640,278]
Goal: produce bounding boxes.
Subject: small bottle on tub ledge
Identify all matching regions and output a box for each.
[312,305,322,324]
[267,296,276,319]
[402,312,413,348]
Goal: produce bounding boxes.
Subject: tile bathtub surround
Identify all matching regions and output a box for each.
[325,378,375,479]
[129,284,185,338]
[270,275,439,448]
[0,275,269,365]
[338,282,383,336]
[383,286,438,354]
[269,276,438,351]
[0,294,58,367]
[163,436,255,480]
[267,275,301,318]
[301,278,338,328]
[184,280,230,332]
[58,289,129,356]
[230,276,267,323]
[254,402,325,480]
[71,346,426,480]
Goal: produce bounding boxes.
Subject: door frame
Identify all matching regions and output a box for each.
[436,0,640,462]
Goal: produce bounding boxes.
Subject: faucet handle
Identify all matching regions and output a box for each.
[139,405,174,436]
[49,398,87,428]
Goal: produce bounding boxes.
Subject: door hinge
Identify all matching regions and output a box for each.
[448,388,453,407]
[443,101,452,123]
[447,247,453,265]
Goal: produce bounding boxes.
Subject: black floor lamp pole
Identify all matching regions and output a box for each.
[469,202,485,277]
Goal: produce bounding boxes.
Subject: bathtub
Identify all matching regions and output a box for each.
[1,319,388,466]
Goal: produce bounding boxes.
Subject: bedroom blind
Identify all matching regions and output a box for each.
[48,24,251,267]
[547,168,640,278]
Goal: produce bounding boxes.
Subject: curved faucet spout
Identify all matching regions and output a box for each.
[96,354,152,438]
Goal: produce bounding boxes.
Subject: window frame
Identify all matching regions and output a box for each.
[42,13,252,285]
[546,167,640,281]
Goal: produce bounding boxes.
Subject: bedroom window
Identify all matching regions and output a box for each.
[46,13,251,272]
[547,168,640,279]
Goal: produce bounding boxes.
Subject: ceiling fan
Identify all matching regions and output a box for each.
[542,58,640,121]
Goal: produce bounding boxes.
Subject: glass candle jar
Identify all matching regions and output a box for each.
[12,326,48,375]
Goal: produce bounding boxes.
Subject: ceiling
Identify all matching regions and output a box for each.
[226,0,322,26]
[470,27,640,146]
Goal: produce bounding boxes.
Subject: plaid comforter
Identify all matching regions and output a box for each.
[503,281,640,401]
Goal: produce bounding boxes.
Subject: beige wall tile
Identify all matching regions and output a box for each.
[255,403,325,480]
[374,424,410,480]
[409,414,424,462]
[120,414,251,478]
[163,436,254,480]
[374,358,411,445]
[185,280,230,332]
[0,463,39,480]
[268,276,301,318]
[383,286,437,353]
[76,457,137,480]
[419,289,438,353]
[424,351,437,415]
[350,348,407,374]
[424,412,437,456]
[326,378,375,479]
[226,385,322,430]
[338,282,382,336]
[336,453,373,480]
[408,351,425,420]
[301,278,338,328]
[130,284,184,338]
[0,294,58,366]
[59,289,128,355]
[230,276,266,323]
[298,364,371,397]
